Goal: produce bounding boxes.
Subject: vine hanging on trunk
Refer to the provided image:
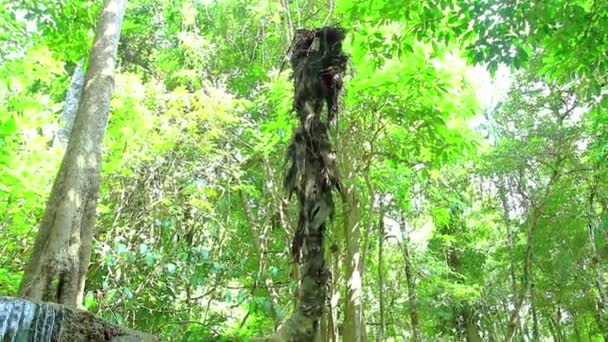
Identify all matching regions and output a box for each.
[266,26,347,341]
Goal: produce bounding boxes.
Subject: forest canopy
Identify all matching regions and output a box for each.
[0,0,607,341]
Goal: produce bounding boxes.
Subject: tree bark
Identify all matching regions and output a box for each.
[505,168,560,341]
[240,191,281,330]
[498,180,517,296]
[0,297,157,341]
[55,59,85,145]
[505,209,540,342]
[342,185,366,342]
[263,27,347,341]
[328,247,340,342]
[463,306,482,342]
[530,287,540,341]
[377,211,385,342]
[19,0,126,308]
[338,110,368,342]
[588,183,608,340]
[316,246,340,342]
[400,217,421,341]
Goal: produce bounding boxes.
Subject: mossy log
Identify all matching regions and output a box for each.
[0,297,158,341]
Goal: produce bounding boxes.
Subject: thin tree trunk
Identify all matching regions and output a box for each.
[588,183,608,339]
[523,254,539,340]
[548,309,563,342]
[317,312,328,342]
[531,287,540,341]
[555,306,564,341]
[595,301,608,342]
[506,209,540,342]
[400,217,420,341]
[328,246,340,341]
[440,215,483,342]
[315,248,337,342]
[342,185,366,342]
[506,168,560,341]
[404,243,420,341]
[240,191,281,329]
[377,211,385,341]
[463,306,483,342]
[499,180,517,296]
[19,0,126,308]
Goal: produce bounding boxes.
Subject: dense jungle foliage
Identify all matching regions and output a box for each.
[1,0,607,340]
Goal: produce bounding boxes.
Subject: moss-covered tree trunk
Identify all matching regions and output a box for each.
[19,0,126,307]
[265,27,347,341]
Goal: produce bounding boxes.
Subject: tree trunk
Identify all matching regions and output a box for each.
[342,185,366,342]
[19,0,126,308]
[506,207,540,342]
[498,180,517,296]
[377,211,385,342]
[400,219,421,341]
[440,215,483,342]
[547,316,559,342]
[463,306,483,342]
[264,27,347,341]
[338,114,367,342]
[240,191,282,330]
[327,245,340,342]
[554,306,564,341]
[588,184,608,339]
[55,59,85,145]
[595,301,608,342]
[505,165,560,341]
[0,297,157,341]
[317,312,328,342]
[315,245,339,342]
[530,287,540,341]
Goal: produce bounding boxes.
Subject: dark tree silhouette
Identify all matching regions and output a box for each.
[266,27,347,341]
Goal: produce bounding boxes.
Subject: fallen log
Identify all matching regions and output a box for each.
[0,297,158,341]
